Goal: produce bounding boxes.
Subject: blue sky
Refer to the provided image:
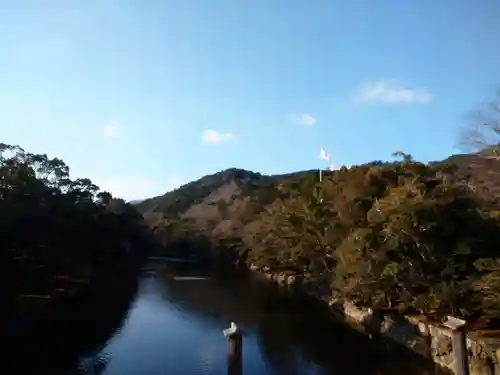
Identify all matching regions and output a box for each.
[1,0,499,200]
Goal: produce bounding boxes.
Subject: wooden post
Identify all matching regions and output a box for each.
[223,321,243,375]
[318,169,324,203]
[443,316,470,375]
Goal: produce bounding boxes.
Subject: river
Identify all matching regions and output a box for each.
[9,263,447,375]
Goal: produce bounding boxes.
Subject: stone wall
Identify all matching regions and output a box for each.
[252,266,500,375]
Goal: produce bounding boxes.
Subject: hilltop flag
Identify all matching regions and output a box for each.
[319,148,330,161]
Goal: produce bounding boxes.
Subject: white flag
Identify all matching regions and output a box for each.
[319,148,330,160]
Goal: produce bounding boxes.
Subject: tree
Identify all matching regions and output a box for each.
[97,191,113,206]
[459,90,500,159]
[392,151,414,164]
[0,143,150,312]
[472,258,500,320]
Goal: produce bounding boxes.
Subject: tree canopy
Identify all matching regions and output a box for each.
[0,143,150,313]
[142,152,500,325]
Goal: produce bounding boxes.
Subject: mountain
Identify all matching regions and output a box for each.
[137,151,500,225]
[135,167,325,236]
[135,150,500,265]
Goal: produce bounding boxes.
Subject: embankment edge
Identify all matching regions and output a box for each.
[250,265,500,375]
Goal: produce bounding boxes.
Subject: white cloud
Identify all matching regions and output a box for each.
[102,121,122,138]
[201,129,234,143]
[355,79,432,104]
[290,113,316,126]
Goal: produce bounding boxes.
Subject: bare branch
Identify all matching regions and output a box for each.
[459,90,500,159]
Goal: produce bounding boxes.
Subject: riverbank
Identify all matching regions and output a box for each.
[250,265,500,375]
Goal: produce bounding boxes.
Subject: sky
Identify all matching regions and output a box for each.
[0,0,499,201]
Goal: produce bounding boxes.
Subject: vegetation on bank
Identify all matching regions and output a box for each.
[247,154,500,321]
[0,143,151,316]
[138,152,500,326]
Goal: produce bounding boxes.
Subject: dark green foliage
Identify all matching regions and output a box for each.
[0,143,150,311]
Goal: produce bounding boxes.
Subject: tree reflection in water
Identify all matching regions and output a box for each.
[3,273,138,375]
[76,354,110,375]
[155,267,445,375]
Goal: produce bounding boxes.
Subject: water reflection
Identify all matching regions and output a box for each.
[7,264,447,375]
[152,267,445,375]
[3,273,138,375]
[77,354,110,375]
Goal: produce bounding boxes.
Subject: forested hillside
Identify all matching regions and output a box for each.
[137,150,500,326]
[0,143,152,323]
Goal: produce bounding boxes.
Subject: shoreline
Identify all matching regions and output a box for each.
[249,265,500,375]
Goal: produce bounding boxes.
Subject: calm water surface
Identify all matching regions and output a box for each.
[69,264,446,375]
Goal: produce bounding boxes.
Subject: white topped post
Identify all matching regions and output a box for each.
[443,316,469,375]
[223,321,243,375]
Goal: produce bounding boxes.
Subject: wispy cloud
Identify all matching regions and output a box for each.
[290,113,316,126]
[201,129,234,143]
[102,121,122,138]
[355,79,433,105]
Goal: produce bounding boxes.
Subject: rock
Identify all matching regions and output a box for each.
[276,273,286,285]
[248,265,500,375]
[433,334,452,357]
[417,322,429,336]
[471,342,483,356]
[496,348,500,365]
[470,354,494,375]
